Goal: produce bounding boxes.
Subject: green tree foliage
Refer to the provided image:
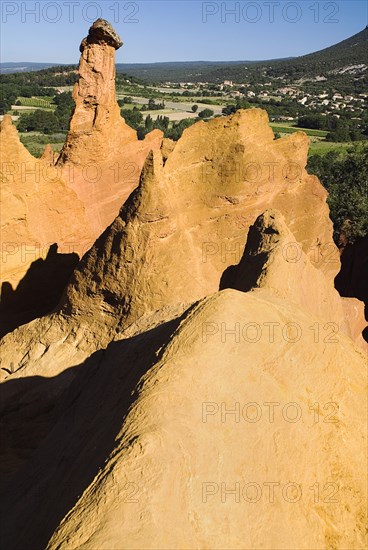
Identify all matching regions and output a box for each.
[166,118,197,141]
[297,114,326,130]
[326,127,367,142]
[117,97,134,107]
[121,107,143,129]
[222,104,237,116]
[0,84,18,114]
[198,109,214,119]
[145,114,154,131]
[141,98,165,111]
[298,113,367,142]
[0,70,61,114]
[0,65,78,88]
[222,98,251,116]
[154,115,170,131]
[326,128,351,142]
[53,91,74,130]
[192,104,198,113]
[16,92,74,133]
[137,115,171,140]
[17,110,60,134]
[0,65,78,115]
[307,145,368,244]
[136,127,146,140]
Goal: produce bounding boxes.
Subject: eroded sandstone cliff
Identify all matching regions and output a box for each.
[0,19,162,334]
[0,19,366,550]
[57,18,163,235]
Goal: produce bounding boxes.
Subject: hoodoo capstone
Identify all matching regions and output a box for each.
[80,18,124,51]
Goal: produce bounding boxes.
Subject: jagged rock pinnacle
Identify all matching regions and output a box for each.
[80,18,123,52]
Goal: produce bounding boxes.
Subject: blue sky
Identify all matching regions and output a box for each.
[1,1,367,63]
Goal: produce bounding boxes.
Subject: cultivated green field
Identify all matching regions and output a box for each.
[18,96,55,109]
[269,123,363,156]
[19,132,67,157]
[271,123,328,138]
[308,141,362,156]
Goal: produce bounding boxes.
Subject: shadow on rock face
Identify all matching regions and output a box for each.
[0,244,79,339]
[0,314,183,550]
[335,236,368,342]
[219,211,281,293]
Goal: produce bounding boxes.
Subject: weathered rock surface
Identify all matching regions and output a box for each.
[57,18,163,234]
[0,244,79,339]
[0,19,162,332]
[0,20,366,550]
[81,18,123,49]
[1,97,366,513]
[63,110,339,325]
[57,18,136,166]
[0,115,91,289]
[1,290,366,550]
[221,209,365,346]
[0,108,365,389]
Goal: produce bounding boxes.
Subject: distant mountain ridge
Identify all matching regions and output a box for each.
[301,26,368,65]
[1,27,367,85]
[0,62,61,73]
[1,58,294,75]
[116,27,367,83]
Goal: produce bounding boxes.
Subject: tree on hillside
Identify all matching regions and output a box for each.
[222,104,237,116]
[154,115,170,131]
[326,128,351,142]
[297,114,326,130]
[166,118,197,141]
[142,98,165,112]
[192,104,198,113]
[121,107,143,129]
[0,84,18,114]
[145,114,154,131]
[222,98,250,116]
[307,145,368,244]
[53,92,74,130]
[17,110,60,134]
[198,109,214,119]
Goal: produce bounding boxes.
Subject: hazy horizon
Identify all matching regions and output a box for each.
[1,1,367,64]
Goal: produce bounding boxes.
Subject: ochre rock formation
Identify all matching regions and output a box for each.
[0,19,366,550]
[0,115,91,288]
[57,18,163,234]
[0,108,365,387]
[57,18,136,165]
[61,110,356,334]
[221,209,366,346]
[40,143,57,165]
[0,109,366,490]
[0,19,162,330]
[1,288,366,549]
